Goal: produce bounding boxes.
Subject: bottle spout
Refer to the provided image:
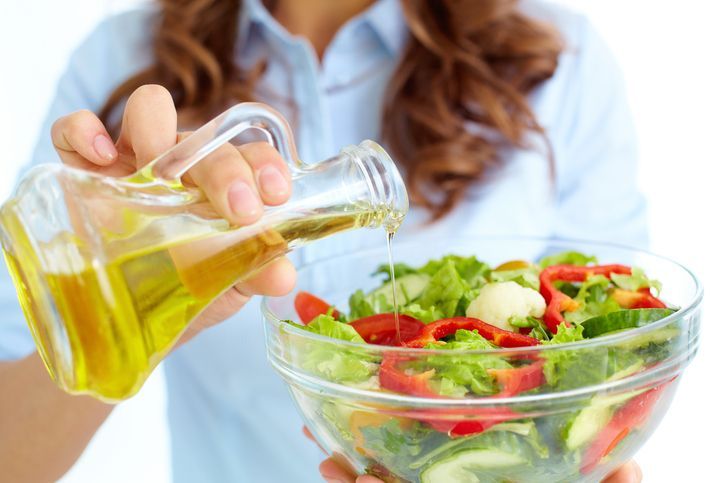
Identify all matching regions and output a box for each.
[342,141,409,232]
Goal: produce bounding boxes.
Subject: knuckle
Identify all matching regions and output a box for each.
[50,116,66,139]
[240,142,281,164]
[195,146,249,193]
[52,110,98,145]
[67,109,97,130]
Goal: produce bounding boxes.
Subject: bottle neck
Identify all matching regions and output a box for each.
[340,141,409,233]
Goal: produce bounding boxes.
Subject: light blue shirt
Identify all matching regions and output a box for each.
[0,0,648,481]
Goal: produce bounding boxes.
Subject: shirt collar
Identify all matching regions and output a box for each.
[241,0,408,57]
[363,0,408,56]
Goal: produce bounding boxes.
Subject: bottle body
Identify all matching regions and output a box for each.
[0,137,406,401]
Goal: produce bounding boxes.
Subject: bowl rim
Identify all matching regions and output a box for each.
[262,235,703,357]
[268,351,686,407]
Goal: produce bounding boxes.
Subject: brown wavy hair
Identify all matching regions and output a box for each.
[99,0,563,219]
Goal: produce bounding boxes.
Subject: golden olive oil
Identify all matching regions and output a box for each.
[385,231,402,344]
[2,210,371,401]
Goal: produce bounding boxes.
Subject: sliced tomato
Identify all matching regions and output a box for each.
[294,291,339,325]
[405,317,540,349]
[349,314,424,346]
[488,359,546,397]
[581,381,671,474]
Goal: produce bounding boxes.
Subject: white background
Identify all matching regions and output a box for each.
[1,1,722,482]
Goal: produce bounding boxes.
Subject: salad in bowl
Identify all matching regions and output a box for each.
[263,238,701,482]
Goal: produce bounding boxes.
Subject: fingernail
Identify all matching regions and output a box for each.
[93,134,117,161]
[258,165,289,197]
[228,181,261,218]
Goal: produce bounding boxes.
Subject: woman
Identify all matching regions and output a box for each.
[0,0,648,481]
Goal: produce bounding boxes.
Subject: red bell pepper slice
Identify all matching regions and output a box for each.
[378,354,438,398]
[488,359,546,397]
[350,314,425,346]
[612,288,667,309]
[539,265,633,333]
[294,291,339,325]
[404,317,540,349]
[629,289,666,309]
[581,381,671,474]
[386,407,520,438]
[379,318,542,436]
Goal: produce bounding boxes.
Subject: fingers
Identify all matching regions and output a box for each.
[116,84,178,168]
[319,458,384,483]
[319,459,355,483]
[234,257,296,297]
[178,257,295,346]
[238,142,292,206]
[357,476,384,483]
[186,143,263,225]
[602,461,642,483]
[51,109,118,167]
[50,85,176,177]
[186,141,292,226]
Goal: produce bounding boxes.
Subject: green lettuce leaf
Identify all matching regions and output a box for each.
[348,289,375,319]
[418,260,468,318]
[539,251,598,269]
[401,303,444,323]
[545,324,585,345]
[564,275,621,325]
[372,262,418,282]
[610,267,662,295]
[420,255,489,289]
[360,418,434,477]
[348,289,394,320]
[304,314,365,342]
[421,330,511,397]
[490,266,541,290]
[542,324,608,390]
[510,316,550,341]
[289,315,374,383]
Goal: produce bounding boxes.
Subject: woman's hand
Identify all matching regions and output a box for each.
[319,457,642,483]
[50,84,296,342]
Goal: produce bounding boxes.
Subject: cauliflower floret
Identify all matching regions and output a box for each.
[466,281,546,332]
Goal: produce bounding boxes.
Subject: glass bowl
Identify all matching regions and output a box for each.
[263,237,702,482]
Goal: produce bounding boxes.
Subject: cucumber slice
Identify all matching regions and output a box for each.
[565,404,613,450]
[367,273,429,306]
[582,308,674,338]
[420,449,526,483]
[565,388,646,450]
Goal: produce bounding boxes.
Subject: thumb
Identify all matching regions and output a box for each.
[116,84,178,168]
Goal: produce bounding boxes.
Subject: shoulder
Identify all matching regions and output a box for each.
[518,1,628,143]
[80,7,159,57]
[518,0,598,51]
[519,0,619,87]
[63,7,160,109]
